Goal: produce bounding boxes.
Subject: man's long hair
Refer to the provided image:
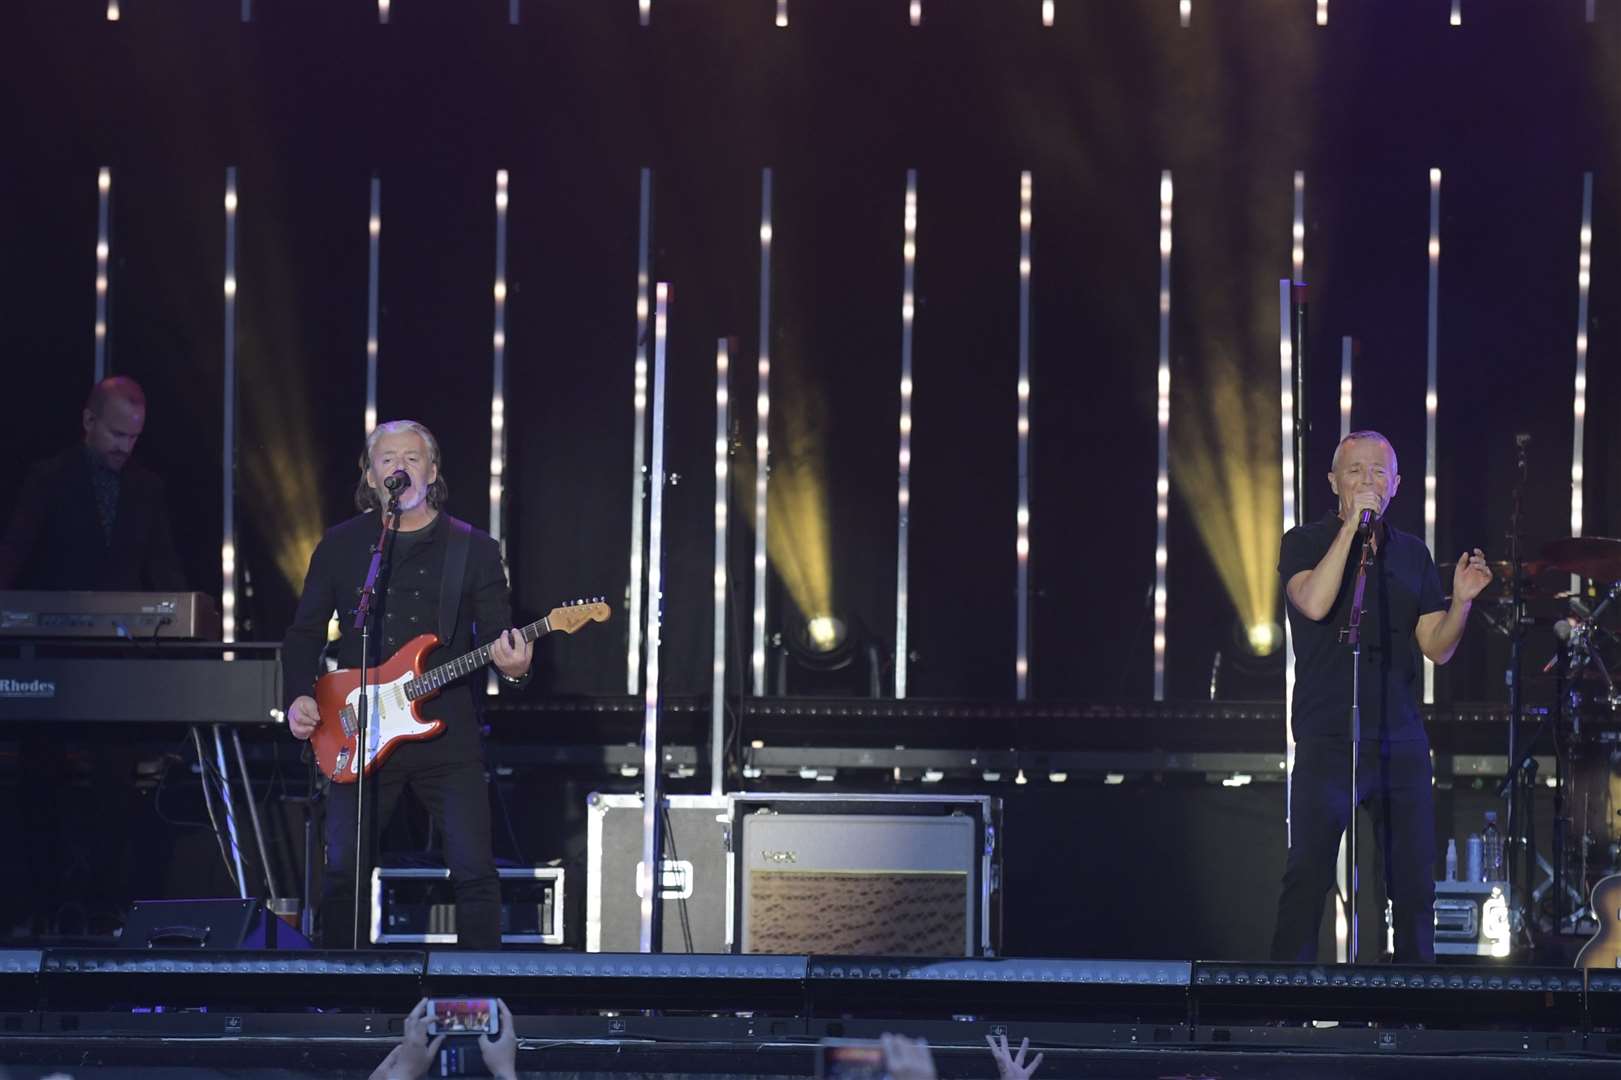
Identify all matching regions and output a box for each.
[354,419,450,512]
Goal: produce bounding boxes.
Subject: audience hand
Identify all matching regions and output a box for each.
[478,998,518,1080]
[987,1033,1043,1079]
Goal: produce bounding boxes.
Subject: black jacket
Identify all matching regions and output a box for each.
[281,511,521,764]
[0,445,185,591]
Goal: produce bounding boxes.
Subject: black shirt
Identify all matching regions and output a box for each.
[1279,512,1446,744]
[281,511,520,766]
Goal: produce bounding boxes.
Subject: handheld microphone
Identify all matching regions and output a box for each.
[384,470,411,493]
[1357,508,1376,533]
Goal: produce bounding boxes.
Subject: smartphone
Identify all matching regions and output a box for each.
[425,997,499,1037]
[815,1038,885,1080]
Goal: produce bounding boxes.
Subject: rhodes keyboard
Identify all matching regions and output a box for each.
[0,591,221,640]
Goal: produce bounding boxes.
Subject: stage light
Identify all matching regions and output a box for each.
[1291,171,1305,281]
[753,168,774,695]
[222,168,239,648]
[640,0,651,26]
[1424,168,1441,704]
[366,174,381,436]
[712,337,730,793]
[1154,171,1172,701]
[639,282,671,952]
[1247,622,1281,656]
[1571,173,1594,574]
[379,0,390,24]
[910,0,921,26]
[1317,0,1327,25]
[490,170,509,551]
[1449,0,1461,26]
[1041,1,1053,29]
[776,0,787,27]
[807,615,844,653]
[1180,1,1191,28]
[627,169,653,695]
[94,168,111,381]
[107,1,119,20]
[1339,336,1353,439]
[896,170,918,698]
[1016,171,1033,700]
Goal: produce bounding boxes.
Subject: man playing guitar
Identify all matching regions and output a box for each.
[283,420,532,949]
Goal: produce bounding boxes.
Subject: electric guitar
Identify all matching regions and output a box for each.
[310,599,610,782]
[1576,874,1621,970]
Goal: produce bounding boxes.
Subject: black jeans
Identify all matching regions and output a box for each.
[320,755,501,950]
[1271,738,1436,963]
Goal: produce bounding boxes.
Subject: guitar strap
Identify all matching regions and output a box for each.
[439,515,474,645]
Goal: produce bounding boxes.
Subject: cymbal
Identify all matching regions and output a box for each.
[1437,559,1553,589]
[1541,537,1621,582]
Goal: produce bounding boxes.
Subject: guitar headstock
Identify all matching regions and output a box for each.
[547,597,612,635]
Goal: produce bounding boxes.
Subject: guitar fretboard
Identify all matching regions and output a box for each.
[405,616,550,700]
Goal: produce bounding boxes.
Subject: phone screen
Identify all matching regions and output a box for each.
[425,997,499,1037]
[815,1039,885,1080]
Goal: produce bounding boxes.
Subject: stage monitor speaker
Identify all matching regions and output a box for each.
[731,794,1001,956]
[121,898,312,949]
[585,793,730,953]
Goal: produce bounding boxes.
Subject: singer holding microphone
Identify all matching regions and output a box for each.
[1270,431,1493,963]
[281,420,533,949]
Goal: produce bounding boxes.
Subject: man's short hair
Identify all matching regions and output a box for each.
[85,376,146,416]
[1331,429,1398,474]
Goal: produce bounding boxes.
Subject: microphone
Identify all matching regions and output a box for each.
[1357,508,1376,533]
[383,470,411,493]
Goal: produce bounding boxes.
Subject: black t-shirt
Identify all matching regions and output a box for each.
[1279,512,1446,743]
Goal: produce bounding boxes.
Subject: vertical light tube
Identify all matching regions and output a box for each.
[1449,0,1461,26]
[712,339,731,796]
[637,282,671,952]
[379,0,390,24]
[488,171,510,695]
[752,169,773,695]
[365,175,381,436]
[1292,171,1305,283]
[510,0,519,23]
[1317,0,1328,25]
[1015,171,1033,700]
[1180,0,1192,27]
[1587,0,1596,24]
[222,169,239,649]
[1571,173,1594,573]
[776,0,787,27]
[895,170,918,700]
[627,169,653,695]
[1041,1,1054,28]
[242,0,252,20]
[95,168,111,382]
[491,170,509,553]
[1424,168,1441,704]
[1278,279,1298,841]
[910,0,922,26]
[1340,336,1353,440]
[107,0,120,19]
[1154,171,1173,702]
[640,0,651,26]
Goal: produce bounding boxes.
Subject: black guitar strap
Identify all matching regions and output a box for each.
[439,515,474,645]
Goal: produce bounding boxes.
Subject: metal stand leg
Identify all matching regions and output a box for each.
[210,724,249,899]
[231,728,280,899]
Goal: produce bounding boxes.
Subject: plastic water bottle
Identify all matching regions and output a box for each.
[1482,811,1504,882]
[1466,834,1483,883]
[1445,838,1458,881]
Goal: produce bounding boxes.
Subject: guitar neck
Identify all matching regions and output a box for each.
[406,616,550,698]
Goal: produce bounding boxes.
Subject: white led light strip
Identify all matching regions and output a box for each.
[1424,168,1441,704]
[1571,172,1594,591]
[222,168,240,649]
[627,169,653,695]
[1016,171,1033,700]
[637,282,671,951]
[712,338,731,795]
[896,170,918,699]
[752,169,774,695]
[366,175,381,436]
[1154,171,1172,701]
[94,168,111,381]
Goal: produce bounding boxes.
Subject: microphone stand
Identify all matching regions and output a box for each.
[350,495,401,949]
[1504,435,1529,936]
[1338,520,1376,962]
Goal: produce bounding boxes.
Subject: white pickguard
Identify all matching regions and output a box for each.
[342,674,437,776]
